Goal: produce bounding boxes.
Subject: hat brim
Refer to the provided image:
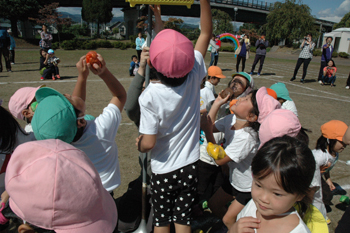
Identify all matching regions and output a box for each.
[216,74,226,79]
[232,72,251,84]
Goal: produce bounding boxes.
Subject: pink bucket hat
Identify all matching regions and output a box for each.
[8,85,44,120]
[150,29,195,78]
[256,87,281,124]
[5,139,117,233]
[259,109,301,148]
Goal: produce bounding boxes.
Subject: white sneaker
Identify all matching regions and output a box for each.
[346,86,350,89]
[318,80,323,84]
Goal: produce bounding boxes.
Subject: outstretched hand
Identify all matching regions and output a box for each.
[76,55,89,79]
[87,53,107,76]
[214,90,230,106]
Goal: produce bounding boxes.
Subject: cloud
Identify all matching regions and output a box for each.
[334,0,350,17]
[318,8,332,17]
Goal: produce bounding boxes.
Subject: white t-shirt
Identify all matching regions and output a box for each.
[237,200,311,233]
[24,123,33,133]
[282,100,298,117]
[200,83,215,111]
[309,164,326,219]
[72,104,122,192]
[139,50,207,174]
[215,114,259,192]
[199,131,225,166]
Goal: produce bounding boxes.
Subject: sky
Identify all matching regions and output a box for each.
[58,0,350,25]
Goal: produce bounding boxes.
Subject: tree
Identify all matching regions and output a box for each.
[263,0,317,46]
[30,3,72,44]
[82,0,113,37]
[334,12,350,29]
[0,0,50,37]
[212,9,234,35]
[136,16,184,33]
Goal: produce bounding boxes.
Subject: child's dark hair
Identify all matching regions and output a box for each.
[316,135,337,155]
[0,106,27,153]
[131,55,137,60]
[247,89,260,132]
[295,127,311,146]
[151,68,188,87]
[252,136,315,218]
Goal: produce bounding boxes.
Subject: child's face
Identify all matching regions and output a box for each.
[210,77,220,86]
[229,76,248,97]
[230,93,253,119]
[251,174,303,218]
[328,61,333,66]
[41,51,47,57]
[333,140,346,153]
[133,57,138,63]
[49,53,54,57]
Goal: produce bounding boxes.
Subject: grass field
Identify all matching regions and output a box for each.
[1,48,350,232]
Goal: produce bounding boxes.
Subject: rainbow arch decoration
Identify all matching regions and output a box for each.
[218,33,241,51]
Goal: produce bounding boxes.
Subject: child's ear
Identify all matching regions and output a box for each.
[77,119,87,128]
[246,113,257,123]
[22,109,33,119]
[18,224,35,233]
[296,194,305,202]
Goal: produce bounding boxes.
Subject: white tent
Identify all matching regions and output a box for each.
[324,28,350,53]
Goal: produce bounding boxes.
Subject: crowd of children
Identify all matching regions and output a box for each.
[0,1,350,233]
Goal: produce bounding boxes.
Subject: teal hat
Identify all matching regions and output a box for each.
[232,72,252,84]
[84,114,95,121]
[32,87,77,143]
[270,82,292,101]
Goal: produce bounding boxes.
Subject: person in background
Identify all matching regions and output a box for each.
[209,34,220,66]
[129,55,139,76]
[40,25,52,50]
[250,34,268,76]
[346,72,350,89]
[235,34,250,73]
[321,59,337,87]
[0,25,11,72]
[318,37,333,84]
[40,49,60,80]
[270,82,298,117]
[135,32,145,61]
[214,36,221,65]
[290,33,315,84]
[8,31,15,65]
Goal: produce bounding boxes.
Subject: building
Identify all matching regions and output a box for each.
[323,28,350,53]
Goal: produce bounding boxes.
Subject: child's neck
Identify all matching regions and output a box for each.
[232,117,248,130]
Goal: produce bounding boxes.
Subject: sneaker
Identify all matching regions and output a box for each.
[257,73,261,76]
[40,77,44,80]
[52,76,56,81]
[11,62,15,65]
[7,70,12,72]
[331,84,335,87]
[318,80,323,84]
[300,79,304,84]
[326,216,331,225]
[290,77,296,81]
[346,86,350,89]
[56,75,61,79]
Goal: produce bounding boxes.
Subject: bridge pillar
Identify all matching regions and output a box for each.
[124,8,139,39]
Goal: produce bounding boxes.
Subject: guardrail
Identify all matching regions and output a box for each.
[195,0,274,11]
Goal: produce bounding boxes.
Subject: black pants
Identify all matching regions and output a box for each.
[346,73,350,87]
[9,50,14,63]
[43,64,59,79]
[318,61,327,81]
[136,49,142,61]
[250,54,265,74]
[236,55,246,72]
[0,47,11,71]
[292,58,311,80]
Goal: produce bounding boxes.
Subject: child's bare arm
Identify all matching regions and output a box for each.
[194,0,212,58]
[88,54,127,112]
[72,56,89,101]
[343,126,350,145]
[136,134,157,152]
[150,5,164,34]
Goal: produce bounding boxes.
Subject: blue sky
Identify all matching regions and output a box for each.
[58,0,350,25]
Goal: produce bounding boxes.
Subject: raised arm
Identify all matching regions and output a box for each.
[150,5,164,34]
[72,56,89,101]
[343,126,350,145]
[88,54,127,112]
[194,0,212,58]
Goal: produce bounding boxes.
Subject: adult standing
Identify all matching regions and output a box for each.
[290,33,315,84]
[135,32,145,61]
[209,34,220,66]
[40,25,53,50]
[0,25,11,72]
[318,37,333,83]
[214,36,221,65]
[250,34,268,76]
[235,34,250,72]
[9,31,16,64]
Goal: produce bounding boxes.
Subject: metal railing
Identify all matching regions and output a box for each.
[195,0,274,11]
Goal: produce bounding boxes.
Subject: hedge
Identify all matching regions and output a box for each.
[339,52,349,58]
[60,39,134,50]
[332,52,338,58]
[313,50,322,56]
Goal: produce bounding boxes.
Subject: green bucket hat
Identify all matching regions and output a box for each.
[270,82,292,101]
[231,72,252,84]
[32,87,77,143]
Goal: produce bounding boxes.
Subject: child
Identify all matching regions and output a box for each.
[39,49,48,72]
[270,82,298,117]
[135,0,212,232]
[312,120,348,221]
[231,136,315,233]
[8,85,44,133]
[321,59,337,87]
[129,55,139,76]
[40,49,60,80]
[200,65,226,113]
[32,53,127,196]
[346,72,350,89]
[5,139,117,232]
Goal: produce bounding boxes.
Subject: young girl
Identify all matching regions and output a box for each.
[312,120,348,221]
[231,136,315,233]
[201,88,262,230]
[40,49,60,80]
[321,59,337,87]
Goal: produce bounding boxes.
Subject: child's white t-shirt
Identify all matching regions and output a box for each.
[281,100,298,117]
[72,103,122,192]
[200,85,215,111]
[215,114,259,192]
[237,200,311,233]
[139,50,207,174]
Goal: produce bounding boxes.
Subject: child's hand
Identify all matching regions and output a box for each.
[76,55,89,78]
[139,47,149,69]
[0,191,9,205]
[229,217,260,233]
[87,53,107,76]
[150,5,161,17]
[200,112,212,134]
[214,90,230,106]
[326,178,336,191]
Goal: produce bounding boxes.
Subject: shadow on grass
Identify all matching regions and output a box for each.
[336,203,348,211]
[60,76,77,80]
[222,69,233,71]
[11,69,41,72]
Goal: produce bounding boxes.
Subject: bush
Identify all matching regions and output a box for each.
[219,46,235,52]
[266,47,271,53]
[339,52,349,58]
[129,35,136,43]
[113,41,123,48]
[131,43,136,49]
[61,40,76,50]
[313,50,322,56]
[120,43,127,50]
[125,42,132,48]
[82,41,97,50]
[292,42,301,49]
[332,52,338,58]
[97,40,113,48]
[250,46,256,53]
[52,42,60,50]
